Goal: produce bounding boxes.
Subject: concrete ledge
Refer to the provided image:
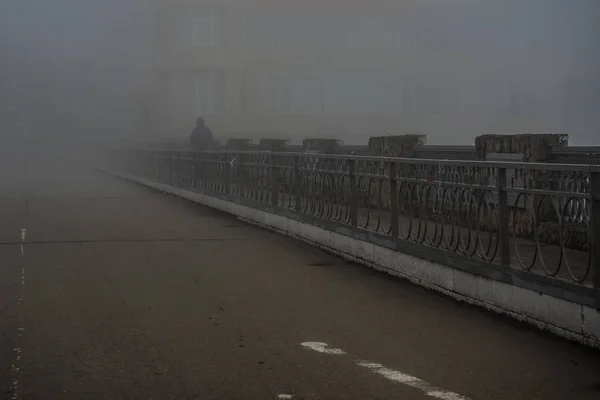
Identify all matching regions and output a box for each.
[106,170,600,349]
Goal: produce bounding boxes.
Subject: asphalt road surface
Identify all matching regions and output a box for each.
[1,155,600,400]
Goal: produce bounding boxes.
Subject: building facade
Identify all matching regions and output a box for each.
[147,0,571,143]
[148,0,447,141]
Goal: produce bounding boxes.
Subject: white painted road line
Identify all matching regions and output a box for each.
[20,228,27,256]
[301,342,470,400]
[13,228,28,399]
[276,395,293,399]
[300,342,346,355]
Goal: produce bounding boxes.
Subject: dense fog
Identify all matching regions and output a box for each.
[1,0,598,147]
[0,0,150,150]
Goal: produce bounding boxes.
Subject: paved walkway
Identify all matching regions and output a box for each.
[1,155,599,400]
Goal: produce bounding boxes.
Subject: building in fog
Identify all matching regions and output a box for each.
[147,0,438,141]
[147,0,579,143]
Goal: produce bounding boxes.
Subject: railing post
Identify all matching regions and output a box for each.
[175,152,179,186]
[349,159,358,228]
[162,154,168,183]
[591,169,600,289]
[189,153,195,188]
[294,155,302,212]
[389,162,399,239]
[497,166,510,267]
[224,156,231,195]
[174,153,181,187]
[153,153,158,181]
[168,152,174,185]
[270,154,279,207]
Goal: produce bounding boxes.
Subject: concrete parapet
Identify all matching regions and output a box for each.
[259,138,290,151]
[302,138,341,154]
[226,138,252,150]
[368,134,427,157]
[475,133,569,162]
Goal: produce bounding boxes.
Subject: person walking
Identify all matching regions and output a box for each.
[190,117,213,150]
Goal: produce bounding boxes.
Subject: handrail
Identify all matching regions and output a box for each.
[115,148,600,173]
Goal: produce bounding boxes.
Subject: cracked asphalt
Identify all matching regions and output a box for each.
[1,153,600,400]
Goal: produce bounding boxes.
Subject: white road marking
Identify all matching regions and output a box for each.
[20,228,27,256]
[13,228,28,399]
[357,362,468,400]
[301,342,470,400]
[277,395,293,399]
[300,342,346,355]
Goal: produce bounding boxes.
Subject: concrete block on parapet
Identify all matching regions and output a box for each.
[292,220,332,247]
[461,273,584,335]
[583,306,600,341]
[302,138,341,154]
[370,244,455,290]
[262,210,288,233]
[475,133,569,162]
[330,231,375,262]
[259,138,290,151]
[368,134,427,158]
[226,138,253,150]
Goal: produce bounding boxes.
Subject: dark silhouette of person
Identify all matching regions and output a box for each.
[190,117,213,150]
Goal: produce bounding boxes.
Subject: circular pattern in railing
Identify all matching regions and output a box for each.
[120,150,594,286]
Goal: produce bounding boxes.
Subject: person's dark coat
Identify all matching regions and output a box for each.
[190,118,213,150]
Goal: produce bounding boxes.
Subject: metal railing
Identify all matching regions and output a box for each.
[550,146,600,165]
[111,149,600,303]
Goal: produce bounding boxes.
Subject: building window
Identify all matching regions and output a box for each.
[292,77,324,114]
[191,8,219,46]
[158,72,171,108]
[328,74,402,115]
[194,71,224,115]
[278,15,322,48]
[260,76,323,114]
[326,16,402,48]
[233,14,322,49]
[262,77,291,113]
[234,15,280,48]
[170,7,219,47]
